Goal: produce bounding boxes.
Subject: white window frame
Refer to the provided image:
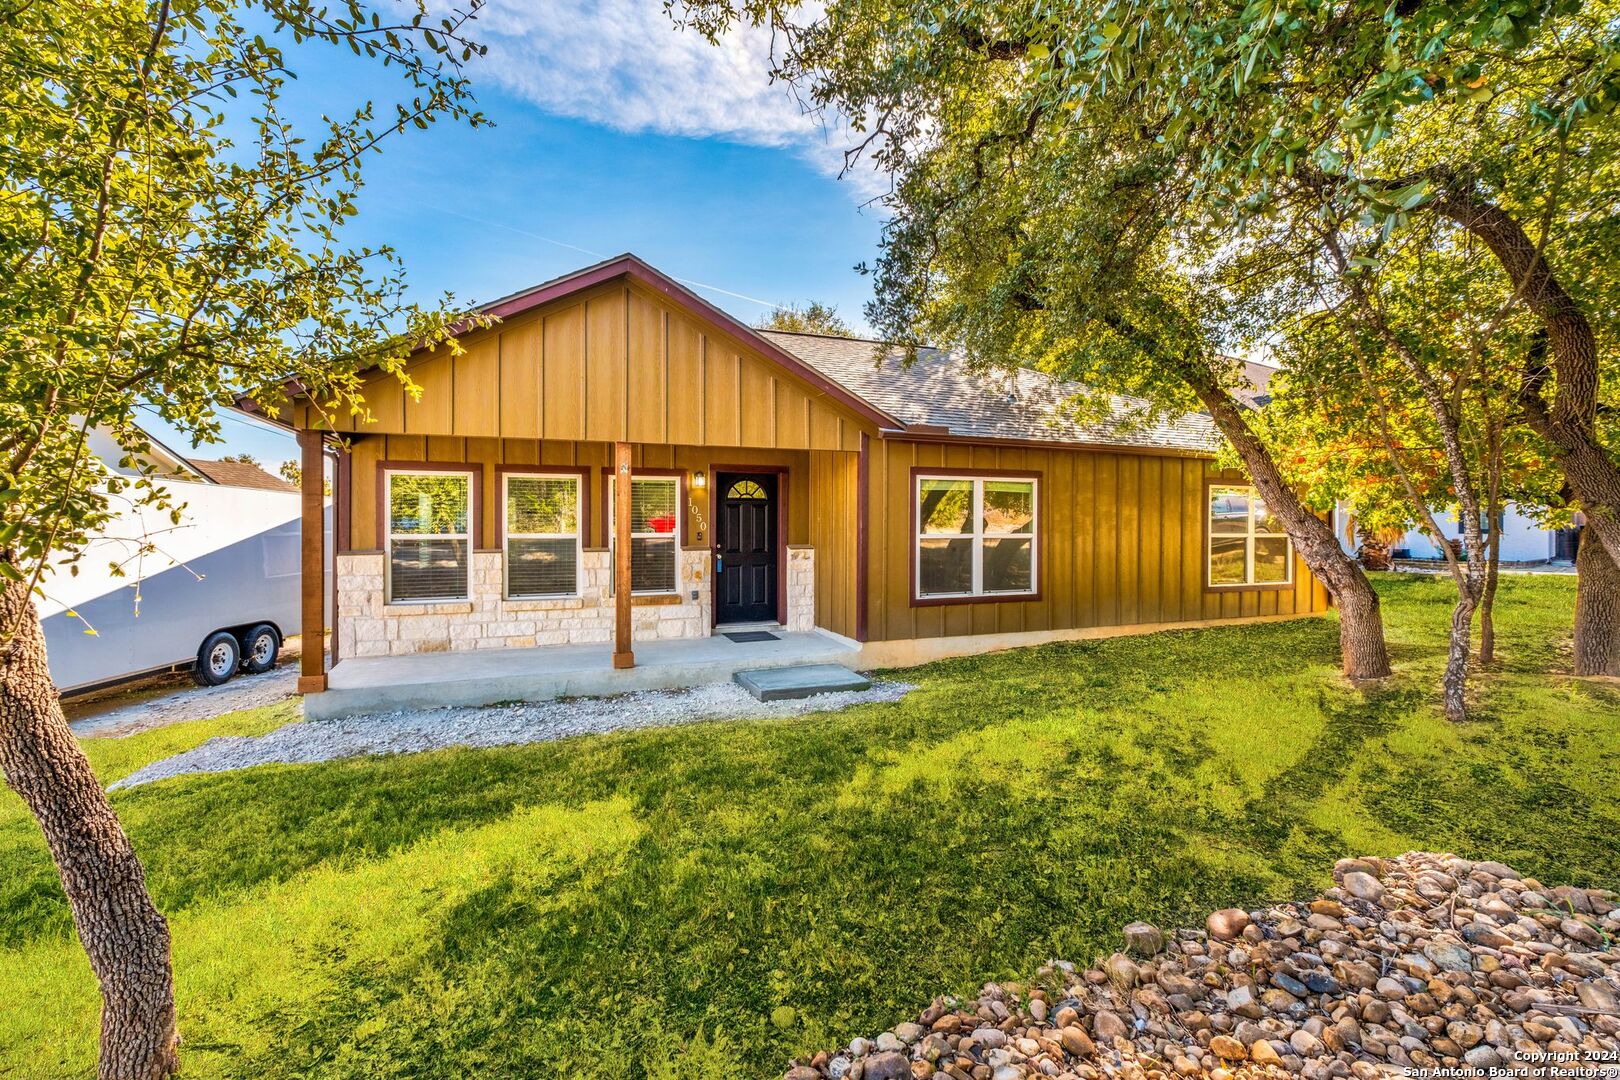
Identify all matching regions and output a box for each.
[503,472,583,599]
[385,468,475,604]
[609,474,681,596]
[1206,484,1294,589]
[914,474,1039,600]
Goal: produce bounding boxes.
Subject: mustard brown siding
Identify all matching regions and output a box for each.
[807,450,862,641]
[862,439,1330,643]
[333,432,1328,642]
[302,281,867,452]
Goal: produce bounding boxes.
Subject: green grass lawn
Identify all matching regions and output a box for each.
[2,574,1616,1079]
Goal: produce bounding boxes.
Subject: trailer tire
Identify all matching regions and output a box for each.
[240,624,280,674]
[194,631,241,686]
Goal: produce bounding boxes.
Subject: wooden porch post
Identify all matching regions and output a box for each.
[612,440,634,669]
[296,427,327,693]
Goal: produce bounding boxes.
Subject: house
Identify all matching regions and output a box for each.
[264,255,1329,715]
[184,457,297,492]
[1331,504,1581,565]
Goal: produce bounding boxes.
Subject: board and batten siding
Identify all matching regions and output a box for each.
[864,439,1330,643]
[302,281,868,453]
[807,449,862,641]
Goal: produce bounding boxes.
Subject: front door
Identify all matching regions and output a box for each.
[715,472,778,624]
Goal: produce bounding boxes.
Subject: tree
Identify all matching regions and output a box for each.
[1259,230,1572,693]
[219,453,262,466]
[0,2,486,1075]
[756,300,853,336]
[1048,0,1620,682]
[676,0,1620,695]
[278,460,301,486]
[677,0,1394,682]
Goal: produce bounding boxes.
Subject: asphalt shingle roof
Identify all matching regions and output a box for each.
[758,330,1221,454]
[186,458,297,492]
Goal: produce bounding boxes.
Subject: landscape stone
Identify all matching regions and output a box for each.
[861,1050,910,1080]
[1341,872,1384,902]
[780,853,1620,1080]
[1123,921,1165,956]
[1206,909,1250,940]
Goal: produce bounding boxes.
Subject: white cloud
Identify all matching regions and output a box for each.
[472,0,884,193]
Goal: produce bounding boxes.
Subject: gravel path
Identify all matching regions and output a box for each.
[110,679,915,790]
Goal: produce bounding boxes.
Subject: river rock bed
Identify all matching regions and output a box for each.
[784,853,1620,1079]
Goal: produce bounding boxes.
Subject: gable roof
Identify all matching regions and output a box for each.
[186,458,297,492]
[266,253,1220,455]
[462,254,905,431]
[759,331,1220,454]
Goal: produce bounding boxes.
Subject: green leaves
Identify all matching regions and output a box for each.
[0,0,488,605]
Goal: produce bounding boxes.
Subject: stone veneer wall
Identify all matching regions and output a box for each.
[337,546,815,658]
[786,546,814,632]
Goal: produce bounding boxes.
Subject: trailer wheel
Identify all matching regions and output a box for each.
[194,631,241,687]
[240,624,280,674]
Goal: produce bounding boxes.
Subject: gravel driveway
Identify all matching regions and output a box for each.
[69,665,300,738]
[109,679,915,790]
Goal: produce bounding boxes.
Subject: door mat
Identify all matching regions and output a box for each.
[724,631,780,643]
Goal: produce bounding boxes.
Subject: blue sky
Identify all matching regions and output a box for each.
[163,1,890,466]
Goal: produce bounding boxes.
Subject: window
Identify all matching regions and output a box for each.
[504,473,581,597]
[727,479,766,500]
[915,475,1037,598]
[1208,484,1293,587]
[386,470,472,602]
[609,475,680,594]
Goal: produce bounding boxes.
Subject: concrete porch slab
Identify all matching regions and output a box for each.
[735,664,872,702]
[308,631,858,720]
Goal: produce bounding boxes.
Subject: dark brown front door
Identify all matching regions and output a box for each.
[715,472,778,624]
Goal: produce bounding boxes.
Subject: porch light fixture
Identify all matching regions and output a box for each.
[691,469,707,490]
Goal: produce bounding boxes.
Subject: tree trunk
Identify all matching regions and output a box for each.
[1479,440,1504,668]
[1190,380,1393,681]
[1478,535,1501,667]
[1442,590,1476,722]
[0,567,180,1080]
[1431,190,1620,572]
[1574,531,1620,677]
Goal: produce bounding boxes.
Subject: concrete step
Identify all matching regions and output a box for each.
[734,664,871,702]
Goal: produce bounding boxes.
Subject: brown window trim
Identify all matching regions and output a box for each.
[496,465,592,600]
[375,460,485,550]
[1201,476,1296,593]
[598,465,687,596]
[908,466,1043,608]
[376,461,484,604]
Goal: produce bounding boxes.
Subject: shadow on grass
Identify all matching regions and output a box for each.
[5,576,1616,1080]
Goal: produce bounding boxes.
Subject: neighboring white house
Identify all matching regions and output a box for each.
[1244,359,1580,567]
[1332,503,1579,564]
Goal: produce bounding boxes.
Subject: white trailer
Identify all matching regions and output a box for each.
[39,476,327,696]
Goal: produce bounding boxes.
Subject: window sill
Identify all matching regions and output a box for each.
[1204,581,1295,593]
[501,595,583,610]
[384,600,475,614]
[910,591,1040,608]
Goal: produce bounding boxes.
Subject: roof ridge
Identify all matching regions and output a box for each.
[756,327,914,347]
